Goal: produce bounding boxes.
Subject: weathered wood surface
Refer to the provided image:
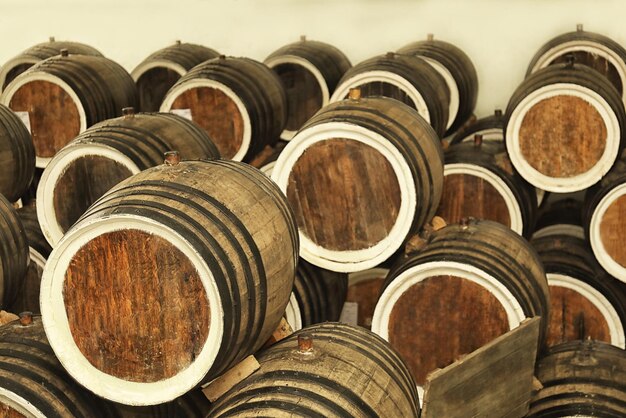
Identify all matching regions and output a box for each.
[600,193,626,267]
[273,63,324,131]
[0,104,35,203]
[0,194,29,309]
[202,355,260,402]
[421,317,540,418]
[346,270,387,328]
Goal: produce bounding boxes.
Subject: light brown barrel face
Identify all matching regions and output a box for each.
[9,80,81,158]
[53,156,134,232]
[344,81,416,109]
[137,68,181,112]
[273,63,323,132]
[518,95,606,178]
[600,194,626,268]
[347,276,385,328]
[547,285,611,346]
[63,229,210,383]
[0,404,27,418]
[551,52,623,94]
[388,275,510,385]
[436,173,511,227]
[286,138,401,251]
[170,87,244,159]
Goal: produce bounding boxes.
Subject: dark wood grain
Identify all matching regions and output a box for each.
[137,68,181,112]
[63,229,210,382]
[346,81,416,109]
[600,194,626,267]
[518,95,607,177]
[287,138,401,251]
[273,63,323,131]
[171,87,244,159]
[0,405,26,418]
[551,51,623,94]
[346,274,386,328]
[388,275,510,386]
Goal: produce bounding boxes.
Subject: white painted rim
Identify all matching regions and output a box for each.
[160,78,252,162]
[37,143,141,248]
[284,291,302,332]
[0,57,38,93]
[589,183,626,282]
[265,55,329,141]
[444,163,524,234]
[271,121,417,273]
[530,40,626,107]
[505,83,620,192]
[0,71,88,169]
[40,215,224,405]
[130,60,186,82]
[348,267,390,286]
[29,247,46,270]
[0,388,46,418]
[548,273,625,348]
[330,71,431,123]
[458,127,504,143]
[421,56,459,130]
[532,224,586,240]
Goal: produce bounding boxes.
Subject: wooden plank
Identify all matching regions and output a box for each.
[263,316,294,348]
[202,355,260,402]
[421,317,540,418]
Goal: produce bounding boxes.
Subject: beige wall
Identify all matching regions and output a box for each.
[2,0,625,116]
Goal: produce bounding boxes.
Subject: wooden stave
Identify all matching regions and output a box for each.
[40,159,298,405]
[208,322,420,418]
[504,63,626,192]
[441,140,538,237]
[531,234,626,348]
[0,195,29,309]
[0,40,103,92]
[0,104,35,203]
[449,110,504,145]
[37,112,220,246]
[161,56,287,161]
[331,53,450,137]
[397,38,479,134]
[527,340,626,417]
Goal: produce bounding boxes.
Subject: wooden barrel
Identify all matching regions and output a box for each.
[284,259,348,331]
[371,219,550,389]
[0,314,122,418]
[132,41,220,112]
[329,52,450,137]
[0,103,34,203]
[7,202,52,314]
[160,56,287,161]
[526,24,626,107]
[208,323,420,418]
[37,109,220,246]
[271,93,444,272]
[436,137,537,237]
[584,156,626,282]
[0,194,29,309]
[450,109,504,145]
[265,36,352,140]
[40,159,298,405]
[113,391,211,418]
[247,142,287,177]
[532,234,626,348]
[18,168,43,207]
[0,51,138,168]
[0,37,103,92]
[397,34,478,134]
[505,62,626,193]
[533,197,584,239]
[527,340,626,417]
[346,267,389,328]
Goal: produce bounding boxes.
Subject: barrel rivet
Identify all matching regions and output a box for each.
[297,334,313,353]
[474,134,483,147]
[164,150,181,166]
[49,36,56,43]
[19,311,33,326]
[122,107,135,118]
[494,109,503,118]
[576,23,584,32]
[427,33,434,41]
[60,49,69,57]
[348,87,361,101]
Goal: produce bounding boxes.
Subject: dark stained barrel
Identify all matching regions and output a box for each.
[436,137,537,237]
[505,62,626,193]
[0,37,103,92]
[265,36,352,140]
[132,41,220,112]
[330,52,450,137]
[584,156,626,283]
[526,24,626,107]
[371,219,549,389]
[0,195,29,309]
[247,141,286,177]
[527,340,626,417]
[208,323,420,418]
[397,34,479,134]
[533,197,584,239]
[161,56,287,161]
[284,259,348,331]
[0,103,34,202]
[271,92,444,272]
[531,234,626,348]
[0,52,138,168]
[346,267,389,329]
[37,109,220,246]
[113,390,211,417]
[450,109,504,145]
[40,159,298,405]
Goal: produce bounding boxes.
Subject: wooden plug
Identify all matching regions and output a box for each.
[164,150,181,166]
[430,216,447,231]
[263,317,293,348]
[0,311,18,326]
[202,355,260,402]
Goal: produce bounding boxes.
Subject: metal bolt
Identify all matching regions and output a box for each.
[300,35,307,42]
[164,150,181,166]
[122,107,135,118]
[19,312,33,326]
[297,334,313,353]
